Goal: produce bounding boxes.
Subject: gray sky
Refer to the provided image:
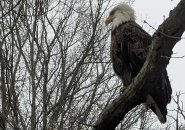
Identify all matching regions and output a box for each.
[133,0,185,101]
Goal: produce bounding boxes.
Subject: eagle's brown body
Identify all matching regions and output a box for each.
[111,21,151,86]
[111,21,172,123]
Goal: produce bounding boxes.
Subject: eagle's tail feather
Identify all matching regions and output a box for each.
[146,94,167,123]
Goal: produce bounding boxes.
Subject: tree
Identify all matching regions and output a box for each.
[0,0,185,130]
[0,0,118,129]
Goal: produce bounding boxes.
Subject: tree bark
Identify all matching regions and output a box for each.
[93,0,185,129]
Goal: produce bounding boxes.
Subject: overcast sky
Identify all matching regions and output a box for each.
[132,0,185,101]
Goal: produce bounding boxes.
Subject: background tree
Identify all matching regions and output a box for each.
[0,0,184,130]
[0,0,119,129]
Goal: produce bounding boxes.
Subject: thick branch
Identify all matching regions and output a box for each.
[93,0,185,130]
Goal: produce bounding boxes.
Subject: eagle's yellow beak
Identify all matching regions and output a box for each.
[105,15,114,25]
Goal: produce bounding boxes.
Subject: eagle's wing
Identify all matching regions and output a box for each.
[120,22,151,77]
[118,22,172,123]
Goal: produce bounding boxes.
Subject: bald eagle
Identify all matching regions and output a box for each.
[105,4,172,123]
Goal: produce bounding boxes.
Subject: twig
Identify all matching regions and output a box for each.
[0,0,22,19]
[144,20,185,39]
[77,121,95,128]
[161,55,185,59]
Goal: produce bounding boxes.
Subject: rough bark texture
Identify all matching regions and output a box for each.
[93,0,185,130]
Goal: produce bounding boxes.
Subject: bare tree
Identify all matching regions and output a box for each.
[0,0,185,130]
[1,0,120,129]
[166,92,185,130]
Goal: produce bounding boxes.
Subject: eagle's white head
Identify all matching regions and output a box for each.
[105,4,136,30]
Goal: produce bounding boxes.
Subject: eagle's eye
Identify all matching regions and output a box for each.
[109,10,115,16]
